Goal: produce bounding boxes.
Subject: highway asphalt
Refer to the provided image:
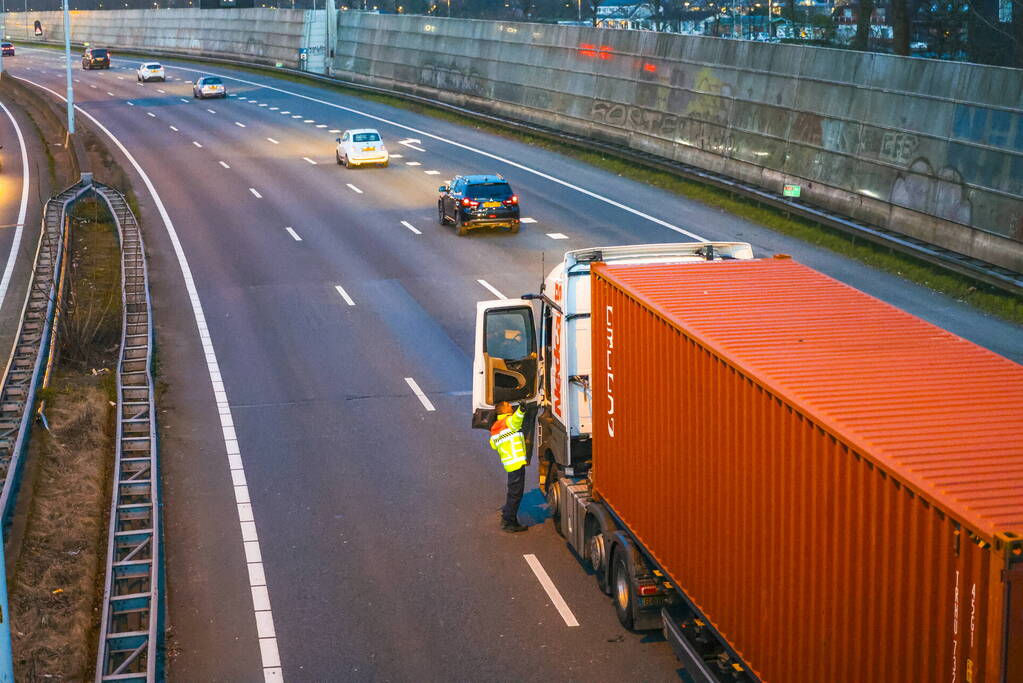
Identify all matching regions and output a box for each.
[10,48,1022,681]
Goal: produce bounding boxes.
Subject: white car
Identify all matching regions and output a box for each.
[137,62,165,82]
[336,129,388,168]
[193,76,226,99]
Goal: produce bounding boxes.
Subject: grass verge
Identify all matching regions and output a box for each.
[9,197,121,680]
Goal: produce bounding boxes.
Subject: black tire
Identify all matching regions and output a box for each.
[612,551,635,630]
[586,520,611,595]
[508,220,520,234]
[336,152,343,166]
[545,462,563,536]
[456,213,467,236]
[342,154,350,168]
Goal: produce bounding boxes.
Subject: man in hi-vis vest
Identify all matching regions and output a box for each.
[490,401,529,533]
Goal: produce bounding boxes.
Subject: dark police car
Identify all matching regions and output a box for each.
[438,174,520,235]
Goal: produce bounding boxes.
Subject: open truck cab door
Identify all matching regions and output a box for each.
[472,299,540,430]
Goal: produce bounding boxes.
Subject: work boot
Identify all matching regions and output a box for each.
[501,521,528,533]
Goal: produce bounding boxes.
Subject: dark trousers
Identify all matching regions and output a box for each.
[502,465,526,525]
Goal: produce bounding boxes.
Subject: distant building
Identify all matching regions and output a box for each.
[596,0,655,29]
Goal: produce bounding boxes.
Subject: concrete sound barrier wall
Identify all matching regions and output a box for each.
[4,8,317,69]
[333,14,1023,273]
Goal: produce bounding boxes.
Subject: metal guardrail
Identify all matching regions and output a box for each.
[0,180,87,529]
[92,182,161,683]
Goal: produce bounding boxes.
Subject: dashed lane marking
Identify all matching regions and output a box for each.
[169,125,179,132]
[405,377,435,412]
[285,227,302,241]
[249,188,263,199]
[267,138,279,144]
[424,170,440,175]
[235,122,246,128]
[302,157,317,165]
[334,284,355,306]
[547,233,569,240]
[524,554,580,627]
[192,140,203,148]
[405,161,421,167]
[520,217,537,224]
[477,279,507,299]
[346,183,362,194]
[219,161,231,169]
[400,221,422,235]
[147,112,156,118]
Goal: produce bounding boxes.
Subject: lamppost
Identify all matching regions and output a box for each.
[63,0,74,134]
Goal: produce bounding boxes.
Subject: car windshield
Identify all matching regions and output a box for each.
[352,133,380,142]
[91,49,107,57]
[146,63,161,69]
[203,77,223,85]
[2,44,11,48]
[467,183,512,200]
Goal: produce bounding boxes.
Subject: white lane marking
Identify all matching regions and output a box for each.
[405,161,421,167]
[328,129,340,133]
[147,112,157,118]
[334,284,355,306]
[258,103,268,107]
[207,108,217,114]
[389,153,403,159]
[116,76,124,80]
[280,110,290,114]
[126,102,135,106]
[169,125,179,132]
[547,233,569,240]
[346,183,362,194]
[400,221,421,235]
[157,88,166,93]
[291,115,302,119]
[248,100,259,104]
[315,124,327,129]
[141,65,705,240]
[249,188,263,199]
[266,137,279,145]
[73,77,80,82]
[0,101,31,313]
[477,280,507,299]
[13,74,285,682]
[106,91,115,96]
[192,141,203,148]
[302,157,317,165]
[269,107,279,111]
[285,227,302,241]
[235,121,246,128]
[398,139,425,152]
[219,161,231,169]
[180,98,190,103]
[524,554,580,627]
[424,170,440,175]
[404,377,435,412]
[302,119,314,123]
[89,84,97,89]
[521,217,537,224]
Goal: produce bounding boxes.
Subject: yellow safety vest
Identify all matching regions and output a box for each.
[490,407,527,472]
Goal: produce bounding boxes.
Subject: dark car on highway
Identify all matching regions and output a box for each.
[438,174,520,235]
[1,43,14,57]
[82,47,110,69]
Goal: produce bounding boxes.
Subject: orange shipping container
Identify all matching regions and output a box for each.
[590,257,1023,682]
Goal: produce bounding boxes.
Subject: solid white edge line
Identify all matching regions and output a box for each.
[476,279,506,300]
[12,74,284,681]
[334,284,355,306]
[284,227,302,241]
[523,554,580,627]
[404,377,435,412]
[0,101,31,312]
[399,220,421,235]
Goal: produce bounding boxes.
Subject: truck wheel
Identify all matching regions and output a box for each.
[586,518,611,595]
[612,551,635,630]
[545,463,563,536]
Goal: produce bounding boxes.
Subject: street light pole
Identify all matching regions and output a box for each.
[63,0,74,134]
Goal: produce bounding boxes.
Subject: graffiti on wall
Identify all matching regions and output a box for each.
[417,60,487,98]
[879,131,920,166]
[590,101,682,138]
[890,158,972,226]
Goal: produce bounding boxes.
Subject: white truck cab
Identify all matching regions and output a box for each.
[472,242,755,485]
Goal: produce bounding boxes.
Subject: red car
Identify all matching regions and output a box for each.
[1,43,14,57]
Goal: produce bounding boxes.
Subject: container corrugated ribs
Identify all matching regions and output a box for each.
[597,257,1023,542]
